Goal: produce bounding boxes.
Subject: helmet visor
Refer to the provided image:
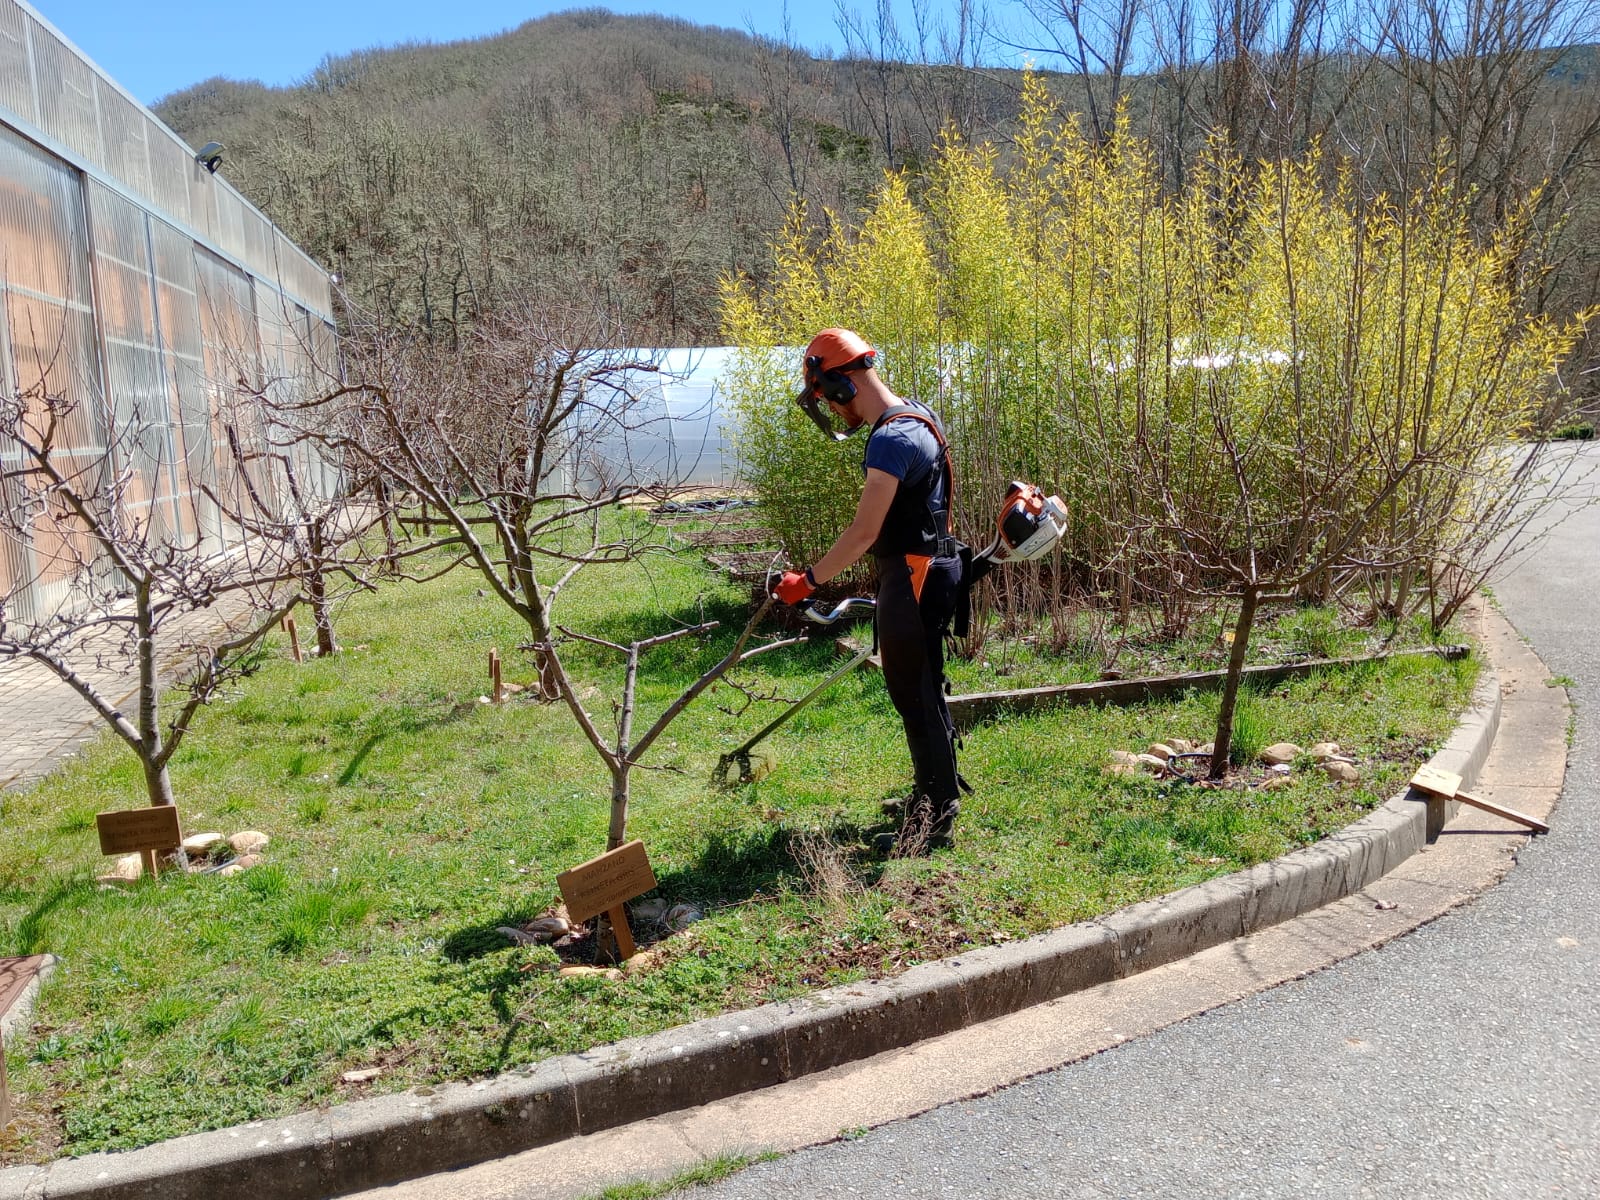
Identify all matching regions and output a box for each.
[794,386,856,441]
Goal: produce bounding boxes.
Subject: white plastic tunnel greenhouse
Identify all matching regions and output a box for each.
[553,346,744,495]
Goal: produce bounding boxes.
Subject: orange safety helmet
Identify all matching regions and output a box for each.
[795,328,877,440]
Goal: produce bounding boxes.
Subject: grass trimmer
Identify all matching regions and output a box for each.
[712,480,1070,785]
[712,596,877,786]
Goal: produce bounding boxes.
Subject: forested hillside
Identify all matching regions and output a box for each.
[156,5,1600,397]
[155,10,1003,342]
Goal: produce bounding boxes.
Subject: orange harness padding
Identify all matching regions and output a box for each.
[905,553,932,602]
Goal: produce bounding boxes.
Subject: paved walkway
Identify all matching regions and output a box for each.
[0,590,267,792]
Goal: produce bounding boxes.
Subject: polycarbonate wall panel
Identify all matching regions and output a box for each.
[212,186,246,263]
[240,209,272,283]
[249,278,297,509]
[150,219,215,548]
[88,179,185,548]
[142,122,190,228]
[195,247,262,529]
[0,2,35,127]
[96,83,149,200]
[0,124,106,615]
[29,24,100,168]
[187,163,217,244]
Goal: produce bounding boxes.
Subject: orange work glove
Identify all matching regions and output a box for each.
[774,569,816,606]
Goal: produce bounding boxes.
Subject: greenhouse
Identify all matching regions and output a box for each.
[0,0,336,623]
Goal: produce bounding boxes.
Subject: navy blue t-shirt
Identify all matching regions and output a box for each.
[863,401,948,515]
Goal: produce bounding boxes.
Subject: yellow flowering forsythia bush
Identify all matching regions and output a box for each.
[721,74,1593,631]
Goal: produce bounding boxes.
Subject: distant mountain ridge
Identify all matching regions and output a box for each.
[155,11,1600,383]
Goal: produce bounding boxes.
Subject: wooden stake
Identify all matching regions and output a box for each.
[1410,765,1549,834]
[607,905,636,959]
[0,1028,9,1130]
[490,649,503,704]
[282,616,302,663]
[142,848,159,877]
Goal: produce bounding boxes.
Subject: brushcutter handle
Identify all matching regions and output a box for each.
[798,597,876,626]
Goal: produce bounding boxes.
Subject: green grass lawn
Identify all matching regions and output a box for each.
[0,522,1477,1162]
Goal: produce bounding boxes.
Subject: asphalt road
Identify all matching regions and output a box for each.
[682,445,1600,1200]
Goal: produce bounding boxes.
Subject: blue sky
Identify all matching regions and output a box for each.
[35,0,981,107]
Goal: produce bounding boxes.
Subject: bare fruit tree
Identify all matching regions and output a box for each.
[292,298,791,852]
[0,378,352,812]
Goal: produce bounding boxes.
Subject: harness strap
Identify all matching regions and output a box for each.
[873,407,958,538]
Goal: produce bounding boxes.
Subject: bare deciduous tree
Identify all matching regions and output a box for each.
[0,377,350,812]
[290,298,794,863]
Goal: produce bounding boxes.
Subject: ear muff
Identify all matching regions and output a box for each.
[804,355,857,406]
[805,352,873,406]
[817,369,857,406]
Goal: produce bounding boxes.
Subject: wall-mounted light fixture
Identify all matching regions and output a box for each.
[195,142,224,173]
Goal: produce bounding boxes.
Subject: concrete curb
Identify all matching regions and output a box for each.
[0,654,1503,1200]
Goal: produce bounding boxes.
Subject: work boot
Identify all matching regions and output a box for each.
[927,797,959,851]
[873,796,957,858]
[881,774,969,817]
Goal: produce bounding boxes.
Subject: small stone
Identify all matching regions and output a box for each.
[523,916,571,941]
[559,965,622,981]
[342,1067,384,1084]
[230,831,270,854]
[1258,775,1293,791]
[1146,743,1176,761]
[1135,753,1168,774]
[1105,763,1139,777]
[665,903,704,931]
[632,898,667,924]
[1169,738,1194,754]
[1108,749,1140,766]
[109,853,144,881]
[1198,743,1215,755]
[1260,742,1302,766]
[622,947,663,973]
[498,925,541,946]
[182,832,225,855]
[1373,899,1398,912]
[1323,760,1360,784]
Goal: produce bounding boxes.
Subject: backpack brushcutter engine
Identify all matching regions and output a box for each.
[968,480,1070,582]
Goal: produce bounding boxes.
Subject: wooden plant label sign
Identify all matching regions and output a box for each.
[96,805,182,856]
[556,840,657,925]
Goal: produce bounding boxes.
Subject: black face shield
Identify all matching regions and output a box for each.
[794,387,859,441]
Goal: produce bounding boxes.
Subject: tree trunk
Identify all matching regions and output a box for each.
[606,763,631,853]
[309,518,338,656]
[607,646,640,851]
[143,756,177,807]
[1209,584,1260,780]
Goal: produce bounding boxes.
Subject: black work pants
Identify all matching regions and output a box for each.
[874,553,962,807]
